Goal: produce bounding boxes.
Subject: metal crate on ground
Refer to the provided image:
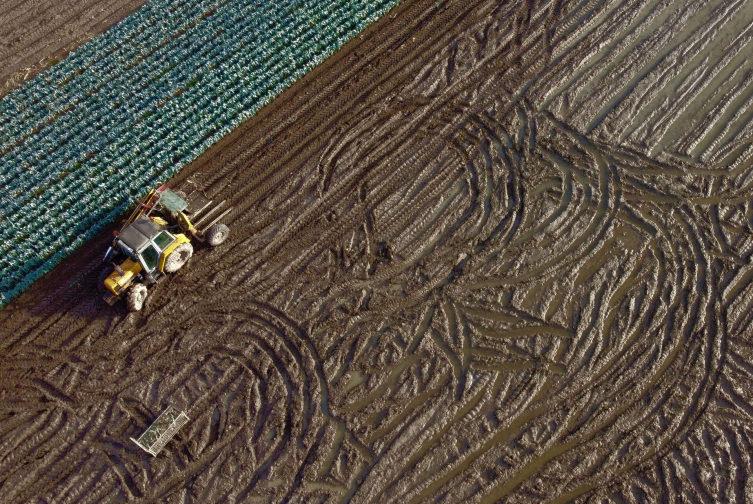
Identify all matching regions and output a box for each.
[131,405,189,456]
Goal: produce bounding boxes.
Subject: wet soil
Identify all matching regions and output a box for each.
[3,0,753,502]
[0,0,144,98]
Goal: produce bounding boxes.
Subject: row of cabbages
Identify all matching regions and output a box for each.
[0,0,399,305]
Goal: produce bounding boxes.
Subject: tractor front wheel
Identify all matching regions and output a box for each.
[164,242,194,272]
[127,283,148,312]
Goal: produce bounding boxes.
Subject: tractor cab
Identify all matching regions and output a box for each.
[116,218,175,276]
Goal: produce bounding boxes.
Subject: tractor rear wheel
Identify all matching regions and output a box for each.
[206,223,229,246]
[127,283,148,312]
[164,242,194,272]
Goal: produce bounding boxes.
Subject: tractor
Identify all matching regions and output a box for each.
[99,185,231,311]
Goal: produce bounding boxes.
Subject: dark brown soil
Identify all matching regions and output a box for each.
[3,0,753,502]
[0,0,144,97]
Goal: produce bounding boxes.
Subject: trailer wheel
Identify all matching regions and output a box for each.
[164,242,193,272]
[127,283,147,312]
[206,223,229,246]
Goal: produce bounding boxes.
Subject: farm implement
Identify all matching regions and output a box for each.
[131,405,190,456]
[99,185,231,311]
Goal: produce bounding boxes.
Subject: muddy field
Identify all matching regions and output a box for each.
[0,0,144,97]
[3,0,753,502]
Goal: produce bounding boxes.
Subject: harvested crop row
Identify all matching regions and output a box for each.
[0,0,145,97]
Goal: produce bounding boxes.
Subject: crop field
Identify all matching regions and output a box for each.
[0,0,399,306]
[3,0,753,502]
[0,0,144,97]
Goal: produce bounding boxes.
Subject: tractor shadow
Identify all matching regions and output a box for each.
[21,230,128,322]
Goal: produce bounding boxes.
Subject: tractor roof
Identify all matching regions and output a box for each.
[119,217,161,252]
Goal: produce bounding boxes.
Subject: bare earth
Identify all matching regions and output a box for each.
[0,0,144,97]
[3,0,753,502]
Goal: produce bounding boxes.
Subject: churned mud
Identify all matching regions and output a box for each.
[3,0,753,502]
[0,0,144,97]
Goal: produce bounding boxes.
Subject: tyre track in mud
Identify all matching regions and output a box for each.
[226,2,559,297]
[4,0,753,502]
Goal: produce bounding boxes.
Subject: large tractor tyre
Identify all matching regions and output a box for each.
[164,242,194,273]
[206,223,230,247]
[127,283,148,312]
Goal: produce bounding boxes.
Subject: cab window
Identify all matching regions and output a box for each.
[141,245,160,272]
[153,231,173,251]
